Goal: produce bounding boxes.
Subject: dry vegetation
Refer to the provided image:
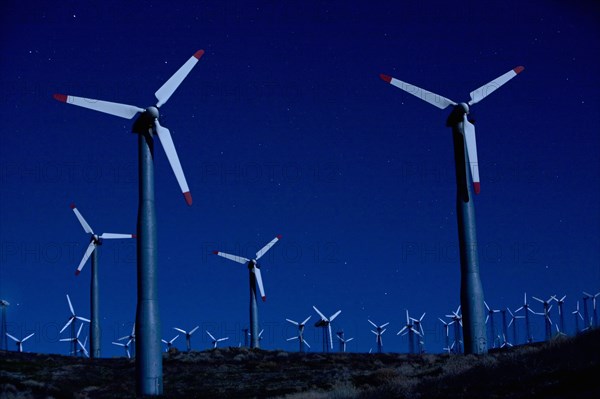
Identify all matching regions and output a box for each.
[1,329,599,398]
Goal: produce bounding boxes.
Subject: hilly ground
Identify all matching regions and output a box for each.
[1,329,599,398]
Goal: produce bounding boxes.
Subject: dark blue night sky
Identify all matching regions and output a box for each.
[1,1,599,356]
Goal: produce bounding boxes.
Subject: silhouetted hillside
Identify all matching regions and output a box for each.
[1,329,599,398]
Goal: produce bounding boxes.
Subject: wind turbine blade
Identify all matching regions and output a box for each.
[76,324,83,338]
[301,315,312,325]
[60,318,74,334]
[397,326,407,335]
[368,319,378,328]
[255,235,282,260]
[329,310,341,322]
[286,318,299,326]
[75,241,97,276]
[70,204,94,234]
[379,74,456,109]
[328,324,333,350]
[313,306,327,321]
[66,295,75,315]
[463,114,480,194]
[76,316,91,323]
[206,331,216,341]
[346,338,354,343]
[154,120,192,206]
[6,333,18,342]
[190,326,199,335]
[155,50,205,107]
[254,267,266,301]
[304,340,310,348]
[54,94,143,119]
[100,233,135,239]
[381,322,390,328]
[213,251,250,265]
[171,335,179,343]
[218,337,229,342]
[287,336,299,341]
[468,66,524,105]
[532,296,544,304]
[173,327,186,334]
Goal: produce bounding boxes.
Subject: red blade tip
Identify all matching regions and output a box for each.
[473,182,481,194]
[277,235,282,240]
[54,94,68,102]
[184,192,193,206]
[379,74,392,83]
[262,296,267,302]
[213,251,219,255]
[193,50,205,60]
[75,270,81,276]
[514,66,525,74]
[70,203,76,209]
[131,234,137,239]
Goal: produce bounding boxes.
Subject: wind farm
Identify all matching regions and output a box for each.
[1,1,599,398]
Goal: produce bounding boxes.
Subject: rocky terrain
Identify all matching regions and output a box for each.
[1,329,599,398]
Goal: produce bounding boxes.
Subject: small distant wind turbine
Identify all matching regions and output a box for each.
[59,294,90,355]
[515,293,537,343]
[572,301,584,334]
[0,299,9,351]
[214,235,281,348]
[532,295,554,341]
[60,323,87,356]
[500,309,510,347]
[161,335,179,352]
[206,331,229,349]
[507,308,524,345]
[484,301,501,349]
[113,339,133,358]
[410,313,427,353]
[380,66,524,354]
[313,306,341,353]
[286,316,312,353]
[118,322,136,358]
[70,203,135,359]
[336,331,354,353]
[6,332,34,353]
[397,310,422,354]
[368,319,389,354]
[583,291,599,329]
[445,306,463,354]
[173,326,199,352]
[73,336,89,358]
[551,295,567,335]
[55,50,205,396]
[438,317,454,354]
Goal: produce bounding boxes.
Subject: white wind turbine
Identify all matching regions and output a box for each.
[286,315,312,352]
[214,235,281,348]
[118,323,136,358]
[484,301,501,349]
[313,306,341,353]
[60,323,87,357]
[59,294,90,355]
[398,310,422,354]
[6,332,35,353]
[173,326,200,352]
[70,203,135,359]
[573,301,585,334]
[206,331,229,349]
[532,295,554,341]
[583,291,599,328]
[368,319,389,354]
[411,313,427,354]
[336,331,354,353]
[113,339,133,359]
[161,335,179,352]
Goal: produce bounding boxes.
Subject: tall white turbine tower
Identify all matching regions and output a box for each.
[381,66,524,354]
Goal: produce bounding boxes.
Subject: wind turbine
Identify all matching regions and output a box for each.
[368,320,389,354]
[380,66,524,354]
[161,335,179,352]
[61,324,87,357]
[445,306,463,354]
[397,310,422,354]
[173,326,199,352]
[286,316,312,353]
[313,306,341,353]
[572,301,584,334]
[484,301,501,349]
[113,339,133,358]
[500,308,510,347]
[411,313,427,353]
[582,292,592,331]
[438,317,454,354]
[532,295,554,341]
[551,295,567,335]
[336,331,354,353]
[583,291,599,329]
[214,235,281,348]
[0,299,8,351]
[70,203,135,358]
[54,50,204,396]
[515,293,537,343]
[507,308,524,345]
[59,294,90,355]
[118,323,136,358]
[206,331,229,349]
[6,332,34,353]
[74,336,89,358]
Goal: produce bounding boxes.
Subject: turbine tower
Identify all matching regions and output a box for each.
[286,316,311,353]
[70,203,135,358]
[380,66,524,354]
[173,326,199,352]
[6,332,34,352]
[313,306,341,353]
[59,294,90,355]
[368,319,389,354]
[0,300,8,351]
[55,50,203,396]
[214,235,281,348]
[582,292,592,331]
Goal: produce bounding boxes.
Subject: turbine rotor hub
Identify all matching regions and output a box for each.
[146,106,160,119]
